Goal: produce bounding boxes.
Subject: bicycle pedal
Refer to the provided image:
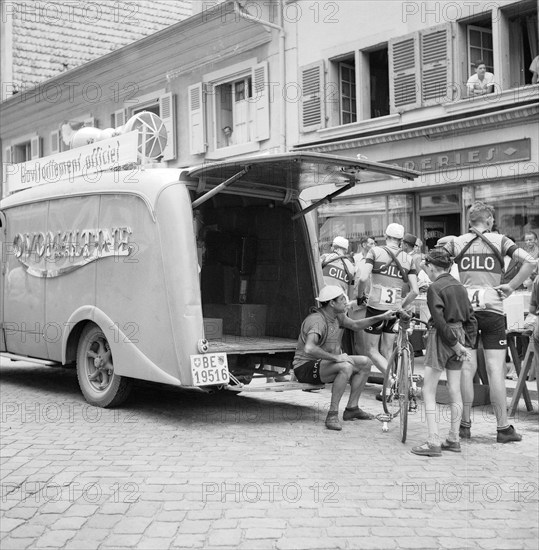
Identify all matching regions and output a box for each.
[412,374,423,383]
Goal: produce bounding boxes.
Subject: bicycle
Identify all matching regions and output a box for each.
[377,311,427,443]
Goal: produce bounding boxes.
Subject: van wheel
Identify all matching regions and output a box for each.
[76,324,132,407]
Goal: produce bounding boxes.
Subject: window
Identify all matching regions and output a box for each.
[188,61,269,157]
[467,24,493,74]
[368,47,389,118]
[124,92,176,161]
[339,59,356,124]
[506,3,538,87]
[13,142,31,163]
[214,75,253,148]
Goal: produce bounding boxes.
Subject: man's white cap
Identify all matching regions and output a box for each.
[385,223,405,239]
[316,285,345,303]
[332,236,349,251]
[436,235,455,247]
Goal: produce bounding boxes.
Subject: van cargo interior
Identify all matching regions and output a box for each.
[194,192,316,384]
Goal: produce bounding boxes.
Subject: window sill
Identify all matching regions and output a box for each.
[444,84,539,115]
[205,142,260,160]
[314,114,401,140]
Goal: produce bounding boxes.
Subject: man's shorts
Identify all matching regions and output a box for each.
[293,360,325,385]
[472,311,506,350]
[363,306,397,335]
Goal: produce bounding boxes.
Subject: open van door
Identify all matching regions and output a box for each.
[181,151,419,207]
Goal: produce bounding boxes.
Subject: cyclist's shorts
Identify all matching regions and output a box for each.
[473,311,506,350]
[293,360,325,385]
[364,306,397,335]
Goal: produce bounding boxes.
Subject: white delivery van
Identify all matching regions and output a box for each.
[0,118,418,407]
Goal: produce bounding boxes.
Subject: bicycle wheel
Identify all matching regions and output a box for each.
[382,349,400,418]
[399,346,411,443]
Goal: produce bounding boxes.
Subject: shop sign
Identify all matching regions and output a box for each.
[385,139,530,173]
[4,131,139,194]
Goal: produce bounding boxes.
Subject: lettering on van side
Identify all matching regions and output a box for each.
[12,227,133,278]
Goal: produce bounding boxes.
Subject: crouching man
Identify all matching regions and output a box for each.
[293,286,395,431]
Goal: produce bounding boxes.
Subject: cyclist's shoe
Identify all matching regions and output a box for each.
[441,439,461,453]
[411,442,442,457]
[497,425,522,443]
[459,421,471,439]
[343,407,374,421]
[325,412,342,431]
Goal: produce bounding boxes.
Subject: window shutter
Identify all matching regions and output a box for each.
[299,61,325,132]
[188,83,206,155]
[113,109,126,129]
[252,61,270,141]
[389,33,420,112]
[159,93,176,161]
[50,130,60,154]
[31,136,42,159]
[4,146,13,164]
[420,25,451,105]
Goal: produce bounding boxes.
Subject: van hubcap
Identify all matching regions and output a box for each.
[86,337,113,391]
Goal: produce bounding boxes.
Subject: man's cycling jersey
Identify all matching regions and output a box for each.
[321,253,356,299]
[444,231,529,315]
[365,245,416,310]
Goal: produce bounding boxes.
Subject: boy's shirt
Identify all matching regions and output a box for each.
[427,272,477,347]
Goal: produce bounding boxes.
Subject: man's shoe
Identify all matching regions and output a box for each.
[343,407,374,421]
[459,422,471,439]
[325,412,342,431]
[411,442,442,457]
[497,425,522,443]
[441,439,461,453]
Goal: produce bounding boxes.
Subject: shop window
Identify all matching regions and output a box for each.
[463,181,539,242]
[317,194,413,254]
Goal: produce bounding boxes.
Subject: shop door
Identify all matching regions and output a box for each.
[421,214,461,250]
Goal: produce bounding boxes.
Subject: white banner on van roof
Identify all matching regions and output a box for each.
[4,131,139,196]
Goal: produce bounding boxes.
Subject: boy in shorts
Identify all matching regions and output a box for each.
[411,249,477,457]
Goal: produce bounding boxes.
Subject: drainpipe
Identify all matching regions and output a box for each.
[233,0,286,153]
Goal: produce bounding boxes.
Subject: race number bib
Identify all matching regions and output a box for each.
[467,288,487,310]
[380,286,399,305]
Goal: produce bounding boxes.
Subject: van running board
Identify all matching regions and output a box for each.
[225,381,325,393]
[0,352,58,366]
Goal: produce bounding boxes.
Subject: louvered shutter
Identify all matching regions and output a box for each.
[31,136,42,159]
[4,147,13,164]
[113,109,126,129]
[299,61,325,132]
[252,61,270,141]
[389,33,420,112]
[420,25,451,105]
[188,83,206,155]
[159,93,176,161]
[50,130,60,154]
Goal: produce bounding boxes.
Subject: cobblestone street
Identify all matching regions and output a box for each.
[1,358,538,550]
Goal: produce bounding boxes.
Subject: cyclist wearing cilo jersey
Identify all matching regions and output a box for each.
[444,201,535,444]
[357,223,419,382]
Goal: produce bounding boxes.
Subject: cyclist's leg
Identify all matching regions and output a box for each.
[363,331,387,376]
[320,359,354,413]
[460,350,478,426]
[422,365,442,444]
[345,356,371,409]
[446,368,463,441]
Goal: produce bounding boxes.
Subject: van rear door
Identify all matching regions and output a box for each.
[181,151,418,205]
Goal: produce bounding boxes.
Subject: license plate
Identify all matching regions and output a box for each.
[190,353,230,386]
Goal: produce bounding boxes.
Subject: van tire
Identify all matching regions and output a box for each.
[76,324,132,408]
